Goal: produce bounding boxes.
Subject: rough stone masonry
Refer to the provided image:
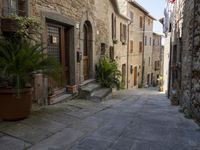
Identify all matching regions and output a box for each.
[181,0,200,120]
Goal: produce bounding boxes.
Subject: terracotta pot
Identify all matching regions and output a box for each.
[0,88,33,121]
[1,18,19,33]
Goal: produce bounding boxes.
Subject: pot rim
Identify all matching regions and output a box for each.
[0,88,33,94]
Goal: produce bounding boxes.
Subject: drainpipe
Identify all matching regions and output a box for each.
[189,0,196,111]
[168,36,172,98]
[141,15,146,86]
[127,20,132,89]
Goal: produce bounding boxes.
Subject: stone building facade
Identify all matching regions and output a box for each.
[0,0,129,104]
[118,0,156,88]
[126,1,145,89]
[167,0,200,120]
[107,0,129,88]
[143,15,154,86]
[152,33,162,86]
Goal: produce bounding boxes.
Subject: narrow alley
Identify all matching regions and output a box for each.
[0,88,199,150]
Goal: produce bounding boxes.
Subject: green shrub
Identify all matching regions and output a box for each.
[0,38,61,96]
[96,56,121,89]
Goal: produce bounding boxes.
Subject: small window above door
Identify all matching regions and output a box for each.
[2,0,28,16]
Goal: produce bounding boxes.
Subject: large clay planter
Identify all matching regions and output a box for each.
[0,88,33,121]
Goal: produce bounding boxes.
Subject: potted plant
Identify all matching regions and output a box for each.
[0,38,60,121]
[96,56,121,90]
[157,75,164,92]
[1,15,41,39]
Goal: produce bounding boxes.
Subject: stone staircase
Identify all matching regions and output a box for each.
[48,88,73,105]
[79,79,112,102]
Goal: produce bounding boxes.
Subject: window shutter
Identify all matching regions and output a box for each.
[130,41,133,53]
[112,14,114,39]
[18,0,27,16]
[120,23,123,42]
[114,16,116,39]
[123,24,127,42]
[140,16,143,28]
[139,42,143,52]
[110,46,114,61]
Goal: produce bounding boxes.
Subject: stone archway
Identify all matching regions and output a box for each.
[80,12,96,82]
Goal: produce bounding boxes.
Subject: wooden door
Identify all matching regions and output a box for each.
[47,23,69,88]
[147,74,150,85]
[134,66,137,86]
[122,64,126,86]
[83,23,89,80]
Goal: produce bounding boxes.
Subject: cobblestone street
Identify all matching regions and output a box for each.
[0,88,200,150]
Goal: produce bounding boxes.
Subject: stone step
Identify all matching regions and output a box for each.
[79,79,96,87]
[79,81,101,99]
[89,88,112,102]
[49,93,73,105]
[80,83,101,92]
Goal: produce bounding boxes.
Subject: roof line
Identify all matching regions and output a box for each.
[128,0,156,20]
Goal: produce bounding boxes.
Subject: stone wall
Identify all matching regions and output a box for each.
[143,16,153,86]
[127,3,145,88]
[152,33,162,85]
[28,0,112,103]
[181,0,200,120]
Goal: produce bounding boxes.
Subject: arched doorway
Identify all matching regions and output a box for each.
[83,21,93,80]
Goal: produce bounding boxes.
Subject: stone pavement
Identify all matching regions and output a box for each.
[0,88,200,150]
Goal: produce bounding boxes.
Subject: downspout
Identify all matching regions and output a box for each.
[141,15,146,86]
[189,0,196,111]
[127,21,132,89]
[168,36,172,98]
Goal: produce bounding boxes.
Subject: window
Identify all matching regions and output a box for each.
[120,23,123,42]
[150,37,152,46]
[139,42,143,53]
[153,39,155,46]
[130,40,133,53]
[173,45,177,63]
[149,57,151,66]
[148,19,150,25]
[140,16,143,28]
[123,24,127,42]
[155,61,160,70]
[129,11,134,22]
[111,13,116,40]
[3,0,27,16]
[120,23,127,43]
[145,36,147,46]
[110,46,114,61]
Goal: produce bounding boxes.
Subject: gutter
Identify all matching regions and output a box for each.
[127,21,132,89]
[142,15,146,85]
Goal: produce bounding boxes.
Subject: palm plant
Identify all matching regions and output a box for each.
[0,38,61,95]
[96,56,121,89]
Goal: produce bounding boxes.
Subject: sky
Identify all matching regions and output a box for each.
[136,0,165,34]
